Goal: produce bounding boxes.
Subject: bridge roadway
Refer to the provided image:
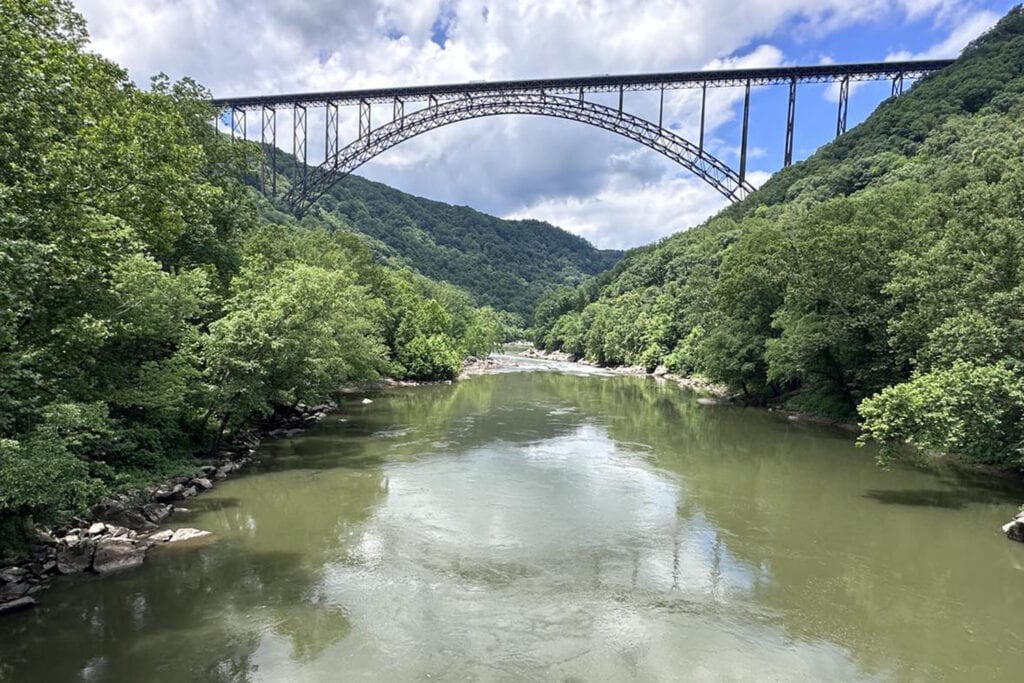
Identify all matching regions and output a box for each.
[212,60,953,109]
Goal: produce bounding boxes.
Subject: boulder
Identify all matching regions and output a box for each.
[154,484,185,503]
[168,528,212,544]
[141,502,172,524]
[0,596,38,615]
[652,365,669,377]
[148,530,174,543]
[88,522,107,536]
[0,566,28,584]
[180,485,197,499]
[104,508,157,532]
[89,497,125,520]
[0,581,30,602]
[56,539,96,575]
[361,398,373,404]
[1002,519,1024,543]
[91,539,145,574]
[192,477,213,491]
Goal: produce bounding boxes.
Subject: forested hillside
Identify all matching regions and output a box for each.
[533,6,1024,467]
[0,0,505,553]
[257,154,622,321]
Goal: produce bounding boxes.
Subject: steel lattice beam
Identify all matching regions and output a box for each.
[283,92,756,217]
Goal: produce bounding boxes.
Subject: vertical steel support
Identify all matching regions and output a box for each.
[325,102,339,167]
[698,84,707,155]
[836,76,850,137]
[784,77,796,167]
[359,99,371,140]
[261,105,276,196]
[658,86,664,131]
[891,73,904,97]
[393,97,404,125]
[293,104,307,189]
[739,80,750,185]
[578,86,584,105]
[231,107,246,140]
[618,84,624,117]
[429,94,438,111]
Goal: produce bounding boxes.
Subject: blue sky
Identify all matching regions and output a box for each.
[77,0,1018,248]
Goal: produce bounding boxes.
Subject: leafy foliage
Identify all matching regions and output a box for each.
[0,0,507,553]
[260,153,622,321]
[532,6,1024,464]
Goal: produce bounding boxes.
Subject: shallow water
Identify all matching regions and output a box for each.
[3,357,1024,681]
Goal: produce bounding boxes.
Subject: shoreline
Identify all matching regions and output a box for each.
[6,350,1021,614]
[0,355,506,616]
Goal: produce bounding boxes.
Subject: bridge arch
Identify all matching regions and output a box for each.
[285,92,755,216]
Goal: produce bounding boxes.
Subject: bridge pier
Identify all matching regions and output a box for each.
[836,76,850,137]
[293,104,307,190]
[739,81,750,185]
[261,105,277,196]
[784,77,796,167]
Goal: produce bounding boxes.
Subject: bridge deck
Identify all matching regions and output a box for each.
[212,60,953,110]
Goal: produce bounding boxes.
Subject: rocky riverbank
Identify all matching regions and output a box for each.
[0,400,338,616]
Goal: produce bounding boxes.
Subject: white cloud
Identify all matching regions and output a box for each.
[887,9,1001,60]
[73,0,991,248]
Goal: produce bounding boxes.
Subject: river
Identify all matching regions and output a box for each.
[2,355,1023,681]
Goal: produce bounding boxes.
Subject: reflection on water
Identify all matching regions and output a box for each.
[2,364,1024,682]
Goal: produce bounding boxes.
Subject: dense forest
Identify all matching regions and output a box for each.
[0,0,506,553]
[533,7,1024,467]
[258,154,623,321]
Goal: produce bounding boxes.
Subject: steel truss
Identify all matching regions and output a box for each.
[284,92,756,217]
[212,59,953,216]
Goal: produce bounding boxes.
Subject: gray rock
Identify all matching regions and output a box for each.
[92,539,145,574]
[199,465,217,475]
[0,596,38,614]
[148,530,174,543]
[212,469,228,480]
[168,528,212,544]
[0,581,30,602]
[88,522,107,535]
[0,566,28,583]
[652,365,669,377]
[154,484,184,503]
[180,486,197,499]
[193,477,213,491]
[104,508,157,532]
[1003,519,1024,542]
[56,539,96,574]
[142,502,171,524]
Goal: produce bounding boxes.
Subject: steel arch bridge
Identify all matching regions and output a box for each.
[211,59,952,217]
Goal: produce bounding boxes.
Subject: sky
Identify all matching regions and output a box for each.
[75,0,1017,249]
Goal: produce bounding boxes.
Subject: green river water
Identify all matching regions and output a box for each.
[2,356,1023,681]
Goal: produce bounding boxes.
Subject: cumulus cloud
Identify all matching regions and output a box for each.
[74,0,1001,248]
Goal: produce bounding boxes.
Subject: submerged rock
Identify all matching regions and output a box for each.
[92,539,145,574]
[0,596,38,614]
[168,528,212,544]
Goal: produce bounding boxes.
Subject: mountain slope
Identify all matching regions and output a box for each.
[255,158,622,321]
[532,6,1024,465]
